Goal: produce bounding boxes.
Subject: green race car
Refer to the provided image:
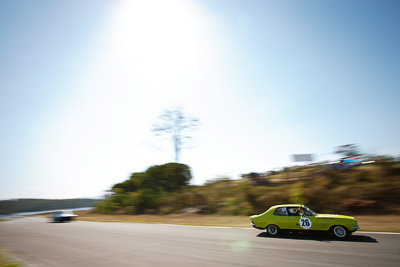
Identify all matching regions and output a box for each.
[250,204,359,239]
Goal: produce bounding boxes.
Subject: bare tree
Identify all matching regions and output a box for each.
[334,144,361,158]
[152,108,199,162]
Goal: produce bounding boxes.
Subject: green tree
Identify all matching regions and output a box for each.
[99,163,192,214]
[146,163,192,192]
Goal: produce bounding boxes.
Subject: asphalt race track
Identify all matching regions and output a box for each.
[0,217,399,266]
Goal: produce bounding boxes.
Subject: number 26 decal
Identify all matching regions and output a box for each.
[299,218,312,229]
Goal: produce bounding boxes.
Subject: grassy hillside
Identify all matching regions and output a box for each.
[95,162,400,216]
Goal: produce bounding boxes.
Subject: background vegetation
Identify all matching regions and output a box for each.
[95,160,400,216]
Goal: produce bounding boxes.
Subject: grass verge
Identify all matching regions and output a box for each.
[75,211,400,232]
[0,245,21,267]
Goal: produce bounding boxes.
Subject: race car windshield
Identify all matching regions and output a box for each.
[303,206,317,216]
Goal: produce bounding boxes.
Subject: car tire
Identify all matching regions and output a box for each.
[266,224,280,237]
[330,225,349,239]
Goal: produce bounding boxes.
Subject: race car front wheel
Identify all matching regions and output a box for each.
[266,224,280,236]
[331,225,349,239]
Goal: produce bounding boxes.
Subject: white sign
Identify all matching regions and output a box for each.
[292,154,314,162]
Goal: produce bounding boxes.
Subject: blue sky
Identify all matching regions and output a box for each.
[1,0,399,199]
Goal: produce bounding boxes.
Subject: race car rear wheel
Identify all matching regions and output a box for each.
[331,225,349,239]
[266,224,280,236]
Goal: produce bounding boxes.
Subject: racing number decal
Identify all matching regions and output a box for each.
[299,218,312,229]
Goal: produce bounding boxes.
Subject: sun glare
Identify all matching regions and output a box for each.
[108,0,201,89]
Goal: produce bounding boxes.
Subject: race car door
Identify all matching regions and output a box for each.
[287,207,319,231]
[270,207,290,229]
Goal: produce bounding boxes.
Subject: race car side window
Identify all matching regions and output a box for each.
[288,207,300,216]
[273,207,288,216]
